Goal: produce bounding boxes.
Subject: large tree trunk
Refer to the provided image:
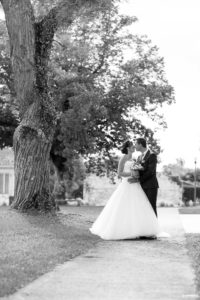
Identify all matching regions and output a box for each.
[1,0,57,212]
[12,98,56,211]
[13,125,54,211]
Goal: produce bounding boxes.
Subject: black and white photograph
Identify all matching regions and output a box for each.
[0,0,200,299]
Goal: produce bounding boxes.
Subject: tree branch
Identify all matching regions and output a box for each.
[34,0,105,90]
[41,0,112,30]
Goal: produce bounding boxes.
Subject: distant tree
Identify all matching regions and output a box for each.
[163,158,200,187]
[181,169,200,183]
[0,19,18,148]
[49,10,174,184]
[0,97,19,148]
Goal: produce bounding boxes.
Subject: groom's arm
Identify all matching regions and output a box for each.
[139,154,157,184]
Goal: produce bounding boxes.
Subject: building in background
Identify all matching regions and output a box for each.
[0,148,14,205]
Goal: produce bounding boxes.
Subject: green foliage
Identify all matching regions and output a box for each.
[163,158,185,177]
[0,97,18,148]
[31,0,115,24]
[48,7,174,180]
[0,2,175,193]
[163,158,200,189]
[0,20,14,94]
[0,20,18,148]
[52,156,86,199]
[182,187,200,203]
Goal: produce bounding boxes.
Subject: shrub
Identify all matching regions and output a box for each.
[182,187,200,204]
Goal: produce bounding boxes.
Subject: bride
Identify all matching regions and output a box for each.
[89,140,162,240]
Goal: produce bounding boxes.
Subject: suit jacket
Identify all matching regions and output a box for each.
[138,150,159,189]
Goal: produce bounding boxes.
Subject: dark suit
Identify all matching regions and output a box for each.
[139,150,159,216]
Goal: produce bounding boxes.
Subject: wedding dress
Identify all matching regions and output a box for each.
[90,160,165,240]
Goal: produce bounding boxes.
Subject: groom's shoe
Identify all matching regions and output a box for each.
[149,235,157,240]
[139,235,157,240]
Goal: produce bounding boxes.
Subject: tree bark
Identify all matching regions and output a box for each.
[1,0,57,212]
[13,122,55,211]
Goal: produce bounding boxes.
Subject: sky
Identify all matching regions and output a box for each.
[0,2,200,169]
[120,0,200,169]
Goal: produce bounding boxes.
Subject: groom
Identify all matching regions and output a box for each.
[128,137,159,217]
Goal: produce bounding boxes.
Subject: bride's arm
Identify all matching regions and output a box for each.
[117,157,131,178]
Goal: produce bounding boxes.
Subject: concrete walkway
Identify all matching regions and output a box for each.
[2,208,199,300]
[180,214,200,233]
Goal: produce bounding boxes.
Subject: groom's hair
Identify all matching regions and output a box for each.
[136,138,147,148]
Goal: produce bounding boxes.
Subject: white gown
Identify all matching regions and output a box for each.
[90,160,161,240]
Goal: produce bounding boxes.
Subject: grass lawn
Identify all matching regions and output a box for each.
[0,205,102,297]
[185,234,200,296]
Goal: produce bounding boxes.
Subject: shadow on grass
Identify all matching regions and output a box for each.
[0,206,101,297]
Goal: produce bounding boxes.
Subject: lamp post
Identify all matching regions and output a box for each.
[194,158,197,204]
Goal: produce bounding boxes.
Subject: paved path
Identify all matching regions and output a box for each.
[2,208,199,300]
[180,214,200,233]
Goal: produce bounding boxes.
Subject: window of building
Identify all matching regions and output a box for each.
[5,174,9,194]
[0,173,10,194]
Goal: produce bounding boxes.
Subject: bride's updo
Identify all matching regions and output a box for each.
[121,140,132,154]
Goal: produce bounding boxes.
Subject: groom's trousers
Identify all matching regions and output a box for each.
[143,188,158,217]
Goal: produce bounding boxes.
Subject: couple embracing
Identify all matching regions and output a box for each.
[90,138,168,240]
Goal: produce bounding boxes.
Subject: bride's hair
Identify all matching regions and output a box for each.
[121,140,132,154]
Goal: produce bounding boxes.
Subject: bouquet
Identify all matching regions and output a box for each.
[130,158,144,179]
